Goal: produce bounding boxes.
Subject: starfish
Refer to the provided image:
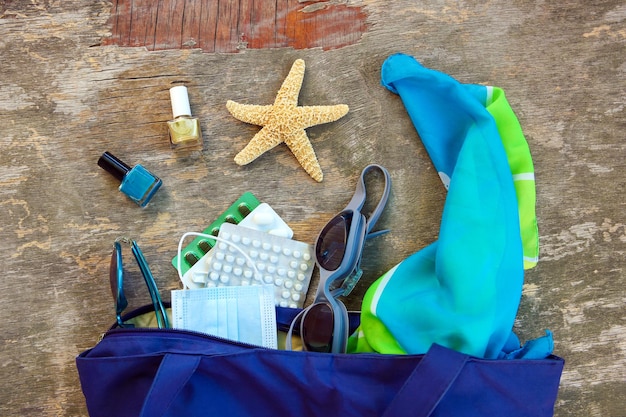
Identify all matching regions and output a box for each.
[226,59,349,182]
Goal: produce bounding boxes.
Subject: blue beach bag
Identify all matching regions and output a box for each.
[76,307,563,417]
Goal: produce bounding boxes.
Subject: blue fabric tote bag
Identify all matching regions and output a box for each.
[77,307,563,417]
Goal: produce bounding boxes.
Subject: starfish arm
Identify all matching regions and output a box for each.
[274,59,305,107]
[294,104,349,128]
[226,100,273,126]
[234,127,284,165]
[284,130,324,182]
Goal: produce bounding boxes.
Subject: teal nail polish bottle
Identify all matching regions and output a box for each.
[98,152,163,207]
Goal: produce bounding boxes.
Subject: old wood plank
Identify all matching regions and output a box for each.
[101,0,369,52]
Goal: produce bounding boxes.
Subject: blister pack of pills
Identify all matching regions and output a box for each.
[172,192,261,275]
[184,223,315,308]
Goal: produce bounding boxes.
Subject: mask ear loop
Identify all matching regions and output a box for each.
[176,232,260,289]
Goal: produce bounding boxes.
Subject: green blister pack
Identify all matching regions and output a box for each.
[172,192,261,275]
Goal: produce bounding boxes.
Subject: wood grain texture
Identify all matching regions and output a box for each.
[0,1,624,416]
[102,0,369,52]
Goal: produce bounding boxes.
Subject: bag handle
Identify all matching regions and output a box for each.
[139,344,467,417]
[139,353,200,417]
[382,344,469,417]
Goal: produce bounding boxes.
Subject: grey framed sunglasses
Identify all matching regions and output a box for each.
[288,164,391,353]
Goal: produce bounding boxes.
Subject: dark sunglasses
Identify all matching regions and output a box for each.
[110,238,170,329]
[288,164,391,353]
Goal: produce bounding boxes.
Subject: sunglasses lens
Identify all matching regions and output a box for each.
[109,247,119,299]
[316,212,352,271]
[301,303,335,352]
[110,244,128,314]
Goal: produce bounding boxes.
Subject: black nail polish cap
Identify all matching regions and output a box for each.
[98,151,131,182]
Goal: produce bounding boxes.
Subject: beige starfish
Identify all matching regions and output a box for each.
[226,59,349,182]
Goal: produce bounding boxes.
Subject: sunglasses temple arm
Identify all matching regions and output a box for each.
[364,165,392,235]
[366,228,390,240]
[131,241,171,329]
[346,165,392,234]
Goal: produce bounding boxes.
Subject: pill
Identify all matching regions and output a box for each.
[198,240,213,253]
[184,252,199,266]
[252,211,274,226]
[191,272,207,284]
[238,203,252,217]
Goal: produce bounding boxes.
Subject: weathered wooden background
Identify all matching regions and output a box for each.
[0,0,624,416]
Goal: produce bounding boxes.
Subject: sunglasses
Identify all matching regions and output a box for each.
[110,238,170,329]
[288,164,391,353]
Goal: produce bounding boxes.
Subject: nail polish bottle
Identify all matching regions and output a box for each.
[98,151,163,207]
[167,86,202,149]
